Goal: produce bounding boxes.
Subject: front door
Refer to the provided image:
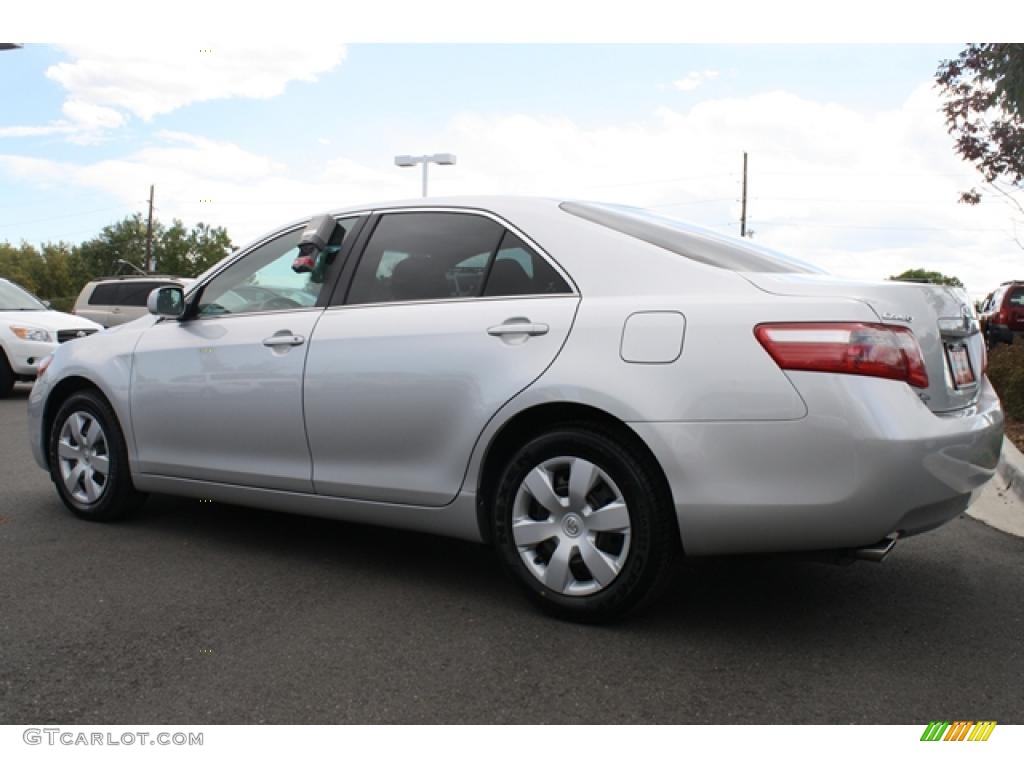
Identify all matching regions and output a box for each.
[131,220,356,492]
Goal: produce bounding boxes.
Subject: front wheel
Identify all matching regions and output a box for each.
[492,424,678,623]
[0,351,14,398]
[48,390,145,521]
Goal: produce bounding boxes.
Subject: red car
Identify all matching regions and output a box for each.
[980,280,1024,346]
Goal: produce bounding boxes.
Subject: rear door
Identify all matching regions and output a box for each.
[304,210,579,506]
[77,283,118,327]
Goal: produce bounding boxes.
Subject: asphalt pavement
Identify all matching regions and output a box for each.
[2,383,1023,724]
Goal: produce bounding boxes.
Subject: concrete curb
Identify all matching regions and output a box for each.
[996,436,1024,503]
[966,436,1024,538]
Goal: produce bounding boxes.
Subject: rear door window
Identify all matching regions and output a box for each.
[482,231,571,297]
[345,212,504,304]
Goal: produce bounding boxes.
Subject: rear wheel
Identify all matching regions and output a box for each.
[492,423,678,623]
[49,390,145,521]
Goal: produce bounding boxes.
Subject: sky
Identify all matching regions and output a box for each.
[0,42,1021,299]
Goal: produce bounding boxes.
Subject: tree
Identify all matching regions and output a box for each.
[77,214,152,278]
[889,268,964,288]
[154,220,232,276]
[936,44,1024,206]
[1,214,233,307]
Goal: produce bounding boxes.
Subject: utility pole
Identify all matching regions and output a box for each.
[740,151,748,238]
[145,184,155,273]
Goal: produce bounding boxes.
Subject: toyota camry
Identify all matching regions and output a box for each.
[27,197,1004,621]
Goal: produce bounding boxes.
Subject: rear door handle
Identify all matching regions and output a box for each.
[262,332,305,347]
[487,320,549,337]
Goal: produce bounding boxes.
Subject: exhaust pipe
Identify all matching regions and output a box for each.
[850,535,898,562]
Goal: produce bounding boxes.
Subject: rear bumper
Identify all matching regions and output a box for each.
[630,373,1004,556]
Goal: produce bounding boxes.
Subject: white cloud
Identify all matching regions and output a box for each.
[2,80,1020,297]
[61,100,126,130]
[0,123,74,138]
[673,69,719,92]
[0,44,348,144]
[46,44,348,122]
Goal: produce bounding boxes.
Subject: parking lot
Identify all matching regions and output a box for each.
[2,383,1023,724]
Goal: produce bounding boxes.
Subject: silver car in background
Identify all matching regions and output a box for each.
[27,197,1004,621]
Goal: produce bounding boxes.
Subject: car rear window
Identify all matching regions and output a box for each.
[559,201,821,274]
[1008,288,1024,306]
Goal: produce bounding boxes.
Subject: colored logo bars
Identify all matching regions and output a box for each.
[920,721,997,741]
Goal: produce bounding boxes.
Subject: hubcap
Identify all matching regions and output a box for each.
[512,456,632,597]
[57,411,109,505]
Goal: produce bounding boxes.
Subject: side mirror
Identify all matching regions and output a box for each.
[147,285,185,319]
[43,300,52,309]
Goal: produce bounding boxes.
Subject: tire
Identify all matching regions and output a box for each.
[492,422,679,623]
[0,350,14,398]
[48,389,145,522]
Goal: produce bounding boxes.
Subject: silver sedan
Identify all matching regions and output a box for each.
[27,197,1004,621]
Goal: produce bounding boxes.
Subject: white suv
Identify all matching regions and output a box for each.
[0,278,102,397]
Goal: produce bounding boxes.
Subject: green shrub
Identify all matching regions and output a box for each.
[42,295,78,313]
[987,342,1024,420]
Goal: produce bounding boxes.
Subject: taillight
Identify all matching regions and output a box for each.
[998,306,1009,326]
[755,322,929,389]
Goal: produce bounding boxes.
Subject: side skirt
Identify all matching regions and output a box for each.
[132,474,484,543]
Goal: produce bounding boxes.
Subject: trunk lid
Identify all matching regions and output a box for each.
[741,272,983,413]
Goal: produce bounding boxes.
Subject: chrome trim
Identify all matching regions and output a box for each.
[849,535,898,562]
[326,293,576,312]
[187,306,324,323]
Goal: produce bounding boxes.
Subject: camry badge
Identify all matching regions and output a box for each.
[881,311,913,323]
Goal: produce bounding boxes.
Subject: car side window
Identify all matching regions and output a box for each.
[120,282,162,307]
[88,284,120,305]
[197,217,357,317]
[482,231,572,297]
[346,213,504,304]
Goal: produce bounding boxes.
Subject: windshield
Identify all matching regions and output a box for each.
[560,201,823,274]
[0,280,47,310]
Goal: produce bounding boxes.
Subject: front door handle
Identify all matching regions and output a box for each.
[262,331,305,347]
[487,319,549,337]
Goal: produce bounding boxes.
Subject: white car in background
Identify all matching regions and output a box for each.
[0,278,102,397]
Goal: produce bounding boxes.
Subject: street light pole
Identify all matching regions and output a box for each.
[394,153,457,197]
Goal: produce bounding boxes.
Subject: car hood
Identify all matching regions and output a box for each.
[0,309,103,333]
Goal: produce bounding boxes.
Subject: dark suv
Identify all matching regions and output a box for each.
[979,280,1024,346]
